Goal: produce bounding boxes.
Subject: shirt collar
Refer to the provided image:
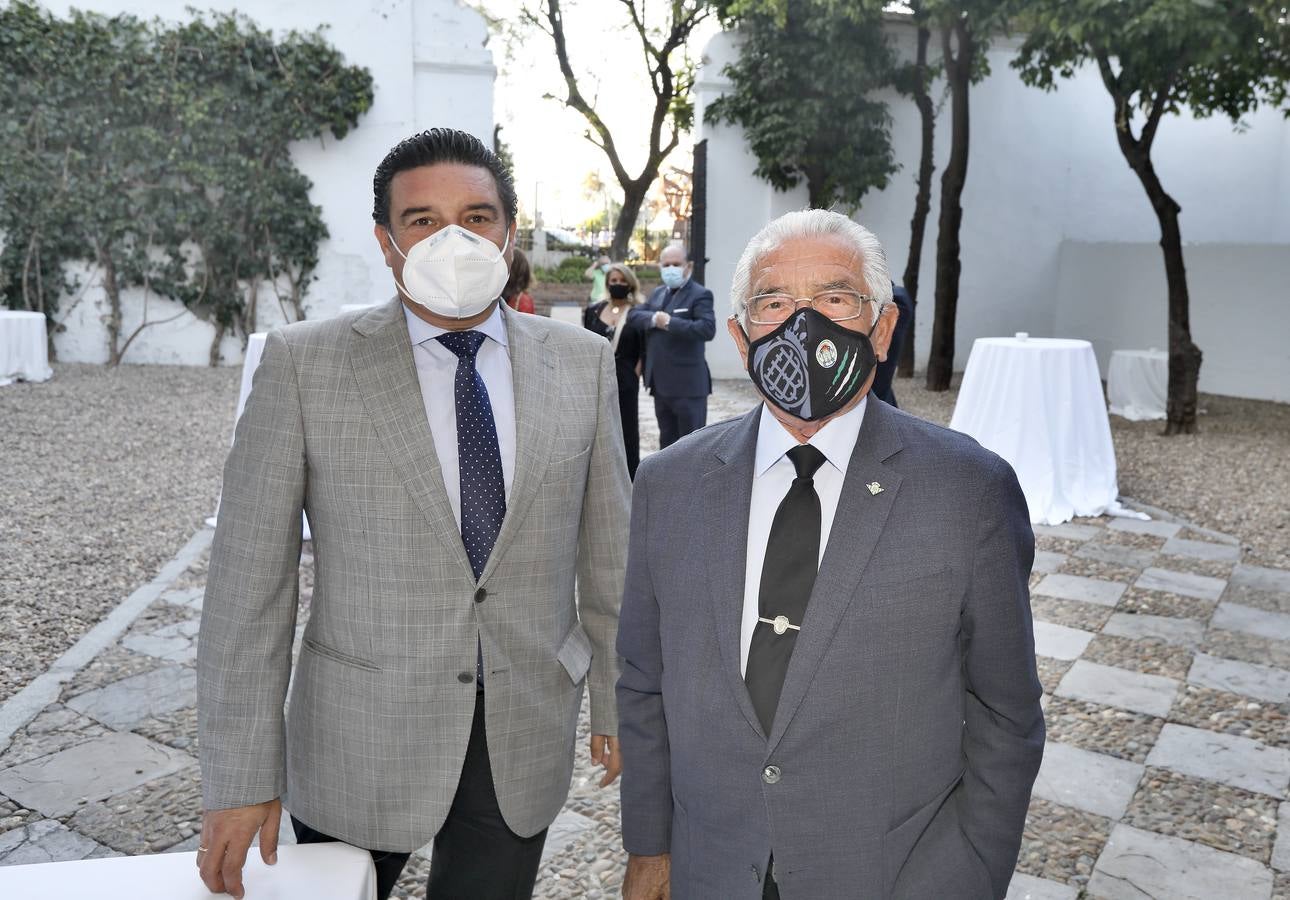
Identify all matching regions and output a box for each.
[403,301,509,349]
[754,395,868,478]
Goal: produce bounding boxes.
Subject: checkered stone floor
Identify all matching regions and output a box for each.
[1010,516,1290,900]
[2,507,1288,898]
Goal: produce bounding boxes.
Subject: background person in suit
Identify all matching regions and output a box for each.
[617,210,1044,899]
[584,262,645,478]
[870,281,912,407]
[628,243,716,448]
[196,128,630,900]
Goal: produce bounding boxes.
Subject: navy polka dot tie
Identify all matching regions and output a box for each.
[437,330,506,684]
[437,331,507,579]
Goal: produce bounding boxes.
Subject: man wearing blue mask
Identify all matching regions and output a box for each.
[197,128,630,900]
[617,210,1043,899]
[629,243,716,448]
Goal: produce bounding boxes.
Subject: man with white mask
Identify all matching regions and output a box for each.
[197,128,631,900]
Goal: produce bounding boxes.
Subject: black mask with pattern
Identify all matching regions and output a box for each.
[744,308,878,422]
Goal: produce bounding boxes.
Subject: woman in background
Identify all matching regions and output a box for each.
[503,248,535,314]
[583,262,643,478]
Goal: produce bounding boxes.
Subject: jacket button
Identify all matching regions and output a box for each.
[474,588,487,604]
[751,865,761,883]
[762,765,781,784]
[457,672,474,684]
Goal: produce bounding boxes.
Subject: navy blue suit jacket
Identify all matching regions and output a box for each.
[628,279,716,398]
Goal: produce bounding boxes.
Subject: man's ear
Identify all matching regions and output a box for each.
[727,316,750,369]
[374,224,397,269]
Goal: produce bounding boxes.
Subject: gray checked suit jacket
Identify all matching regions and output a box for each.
[198,299,630,852]
[617,398,1045,899]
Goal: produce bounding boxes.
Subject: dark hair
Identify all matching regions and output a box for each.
[503,248,532,300]
[372,128,518,227]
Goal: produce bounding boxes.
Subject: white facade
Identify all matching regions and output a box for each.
[43,0,497,365]
[695,26,1290,402]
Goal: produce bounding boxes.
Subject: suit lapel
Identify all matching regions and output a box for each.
[702,408,767,737]
[766,398,906,749]
[479,309,559,582]
[349,299,474,579]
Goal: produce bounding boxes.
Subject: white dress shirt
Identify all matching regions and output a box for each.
[739,397,868,677]
[404,303,516,527]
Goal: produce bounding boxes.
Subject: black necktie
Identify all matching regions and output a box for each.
[745,444,827,734]
[436,330,506,683]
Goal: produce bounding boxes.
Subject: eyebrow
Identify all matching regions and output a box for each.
[398,201,500,222]
[751,279,860,296]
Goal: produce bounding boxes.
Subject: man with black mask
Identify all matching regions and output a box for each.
[616,209,1044,899]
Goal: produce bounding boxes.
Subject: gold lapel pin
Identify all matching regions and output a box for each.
[866,481,884,496]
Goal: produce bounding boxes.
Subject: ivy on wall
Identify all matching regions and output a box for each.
[0,1,374,363]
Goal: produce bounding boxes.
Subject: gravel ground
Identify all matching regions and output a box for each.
[0,363,236,703]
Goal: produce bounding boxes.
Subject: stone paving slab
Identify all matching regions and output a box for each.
[1005,871,1079,900]
[1074,542,1159,571]
[1146,724,1290,799]
[1137,567,1227,602]
[0,819,107,865]
[1034,574,1128,607]
[1089,822,1274,900]
[0,732,193,818]
[1032,742,1144,820]
[1188,653,1290,704]
[1107,518,1183,539]
[1031,551,1067,574]
[1034,523,1102,542]
[1102,612,1204,649]
[1055,660,1179,718]
[1031,622,1095,661]
[1232,564,1290,594]
[1162,536,1244,562]
[159,587,204,610]
[1213,603,1290,643]
[65,664,196,730]
[1273,802,1290,873]
[121,620,200,664]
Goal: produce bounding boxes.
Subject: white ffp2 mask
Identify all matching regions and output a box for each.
[389,224,510,319]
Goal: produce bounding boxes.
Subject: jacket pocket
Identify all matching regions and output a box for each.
[883,768,964,896]
[302,637,380,671]
[556,622,593,684]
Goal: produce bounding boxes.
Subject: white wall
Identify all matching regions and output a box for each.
[695,25,1290,402]
[39,0,496,365]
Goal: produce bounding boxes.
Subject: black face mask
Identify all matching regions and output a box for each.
[744,308,878,422]
[607,282,631,300]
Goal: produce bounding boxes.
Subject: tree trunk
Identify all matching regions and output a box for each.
[612,180,649,262]
[898,24,935,379]
[99,243,124,366]
[209,320,226,367]
[1118,143,1200,433]
[926,21,973,392]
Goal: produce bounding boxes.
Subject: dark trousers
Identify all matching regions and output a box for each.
[292,691,547,900]
[615,363,640,479]
[653,394,707,449]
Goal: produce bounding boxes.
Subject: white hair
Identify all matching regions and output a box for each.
[729,209,894,324]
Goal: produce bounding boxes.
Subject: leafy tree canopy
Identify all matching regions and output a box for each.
[0,1,373,363]
[707,0,898,209]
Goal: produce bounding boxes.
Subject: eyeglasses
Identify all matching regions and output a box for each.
[746,289,877,325]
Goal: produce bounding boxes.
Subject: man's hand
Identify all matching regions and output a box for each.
[623,852,670,900]
[652,311,671,330]
[590,734,622,787]
[198,799,282,898]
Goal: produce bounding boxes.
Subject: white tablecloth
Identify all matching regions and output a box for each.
[1107,349,1167,421]
[0,842,376,900]
[0,310,54,386]
[949,337,1119,525]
